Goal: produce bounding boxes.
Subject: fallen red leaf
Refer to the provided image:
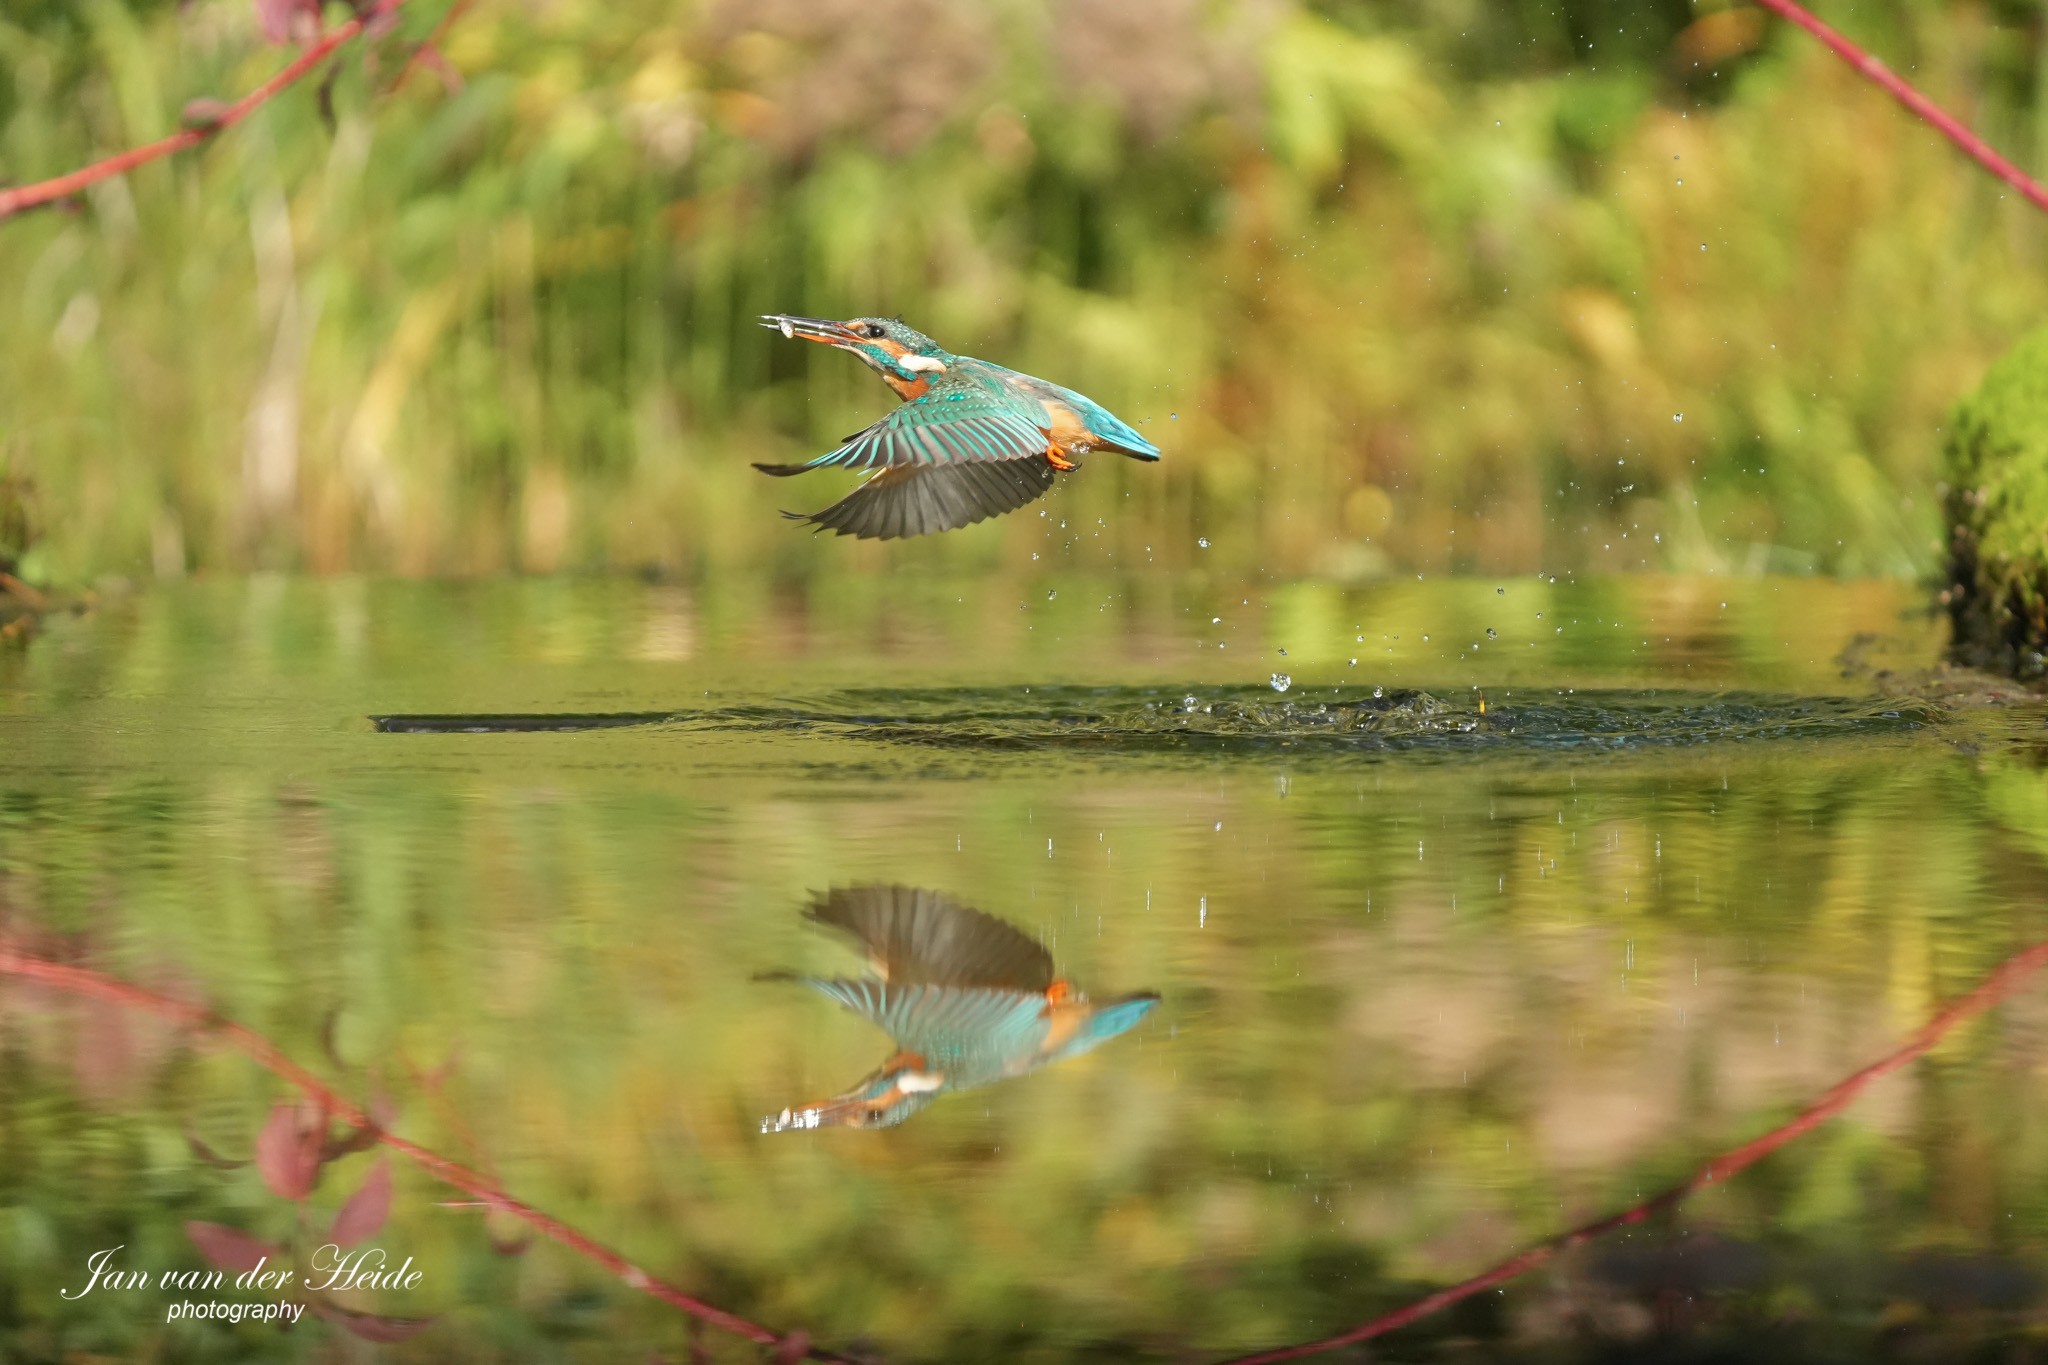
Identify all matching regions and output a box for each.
[328,1158,392,1247]
[254,1099,324,1200]
[185,1221,280,1275]
[252,0,316,44]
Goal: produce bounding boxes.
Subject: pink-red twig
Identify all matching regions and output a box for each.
[1216,937,2048,1364]
[1752,0,2048,214]
[0,948,855,1364]
[0,3,407,224]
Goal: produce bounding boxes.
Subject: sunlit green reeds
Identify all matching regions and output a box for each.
[2,0,2045,584]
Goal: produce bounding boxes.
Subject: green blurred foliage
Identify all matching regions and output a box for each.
[1,0,2045,582]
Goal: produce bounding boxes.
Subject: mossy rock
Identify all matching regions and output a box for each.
[1944,325,2048,678]
[0,474,26,575]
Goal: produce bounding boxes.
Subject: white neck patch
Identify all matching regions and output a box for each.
[898,354,948,374]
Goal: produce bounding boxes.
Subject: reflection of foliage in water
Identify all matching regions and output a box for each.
[0,579,2046,1359]
[0,1,2037,580]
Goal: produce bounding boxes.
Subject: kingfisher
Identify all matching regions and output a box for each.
[757,315,1162,539]
[759,885,1159,1131]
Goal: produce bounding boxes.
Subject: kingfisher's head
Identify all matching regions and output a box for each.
[761,314,951,388]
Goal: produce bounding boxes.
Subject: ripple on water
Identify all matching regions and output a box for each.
[372,687,1945,757]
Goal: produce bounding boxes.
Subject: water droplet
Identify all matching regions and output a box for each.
[1495,585,1505,595]
[1046,590,1057,601]
[1277,648,1287,657]
[1183,694,1199,710]
[1373,686,1384,699]
[1486,628,1498,639]
[1421,635,1430,642]
[1270,673,1292,693]
[1170,412,1179,420]
[1211,617,1222,625]
[1197,537,1209,548]
[1672,413,1684,423]
[1347,658,1358,667]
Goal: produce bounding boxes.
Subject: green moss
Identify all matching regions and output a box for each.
[1944,325,2048,678]
[0,472,30,578]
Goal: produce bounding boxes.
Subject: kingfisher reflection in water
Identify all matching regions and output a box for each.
[760,886,1159,1132]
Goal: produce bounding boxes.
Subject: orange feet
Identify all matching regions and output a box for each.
[1046,446,1077,472]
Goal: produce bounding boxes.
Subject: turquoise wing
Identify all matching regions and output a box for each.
[756,383,1051,476]
[803,979,1051,1071]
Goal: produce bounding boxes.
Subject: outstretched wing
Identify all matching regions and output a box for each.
[804,886,1055,991]
[786,459,1055,540]
[800,979,1053,1067]
[755,384,1052,476]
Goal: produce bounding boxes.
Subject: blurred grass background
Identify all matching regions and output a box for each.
[2,0,2045,586]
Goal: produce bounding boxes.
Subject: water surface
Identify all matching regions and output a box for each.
[2,574,2045,1362]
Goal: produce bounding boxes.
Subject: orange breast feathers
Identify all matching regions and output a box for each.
[1036,980,1088,1056]
[1040,400,1100,469]
[1044,402,1097,453]
[873,339,934,400]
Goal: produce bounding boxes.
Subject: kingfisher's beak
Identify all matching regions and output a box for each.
[759,1093,877,1132]
[760,315,858,347]
[759,1062,941,1132]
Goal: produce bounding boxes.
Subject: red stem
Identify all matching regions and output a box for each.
[1752,0,2048,214]
[1216,936,2048,1364]
[0,948,855,1364]
[0,3,408,223]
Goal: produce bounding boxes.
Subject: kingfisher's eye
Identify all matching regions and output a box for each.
[862,323,886,339]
